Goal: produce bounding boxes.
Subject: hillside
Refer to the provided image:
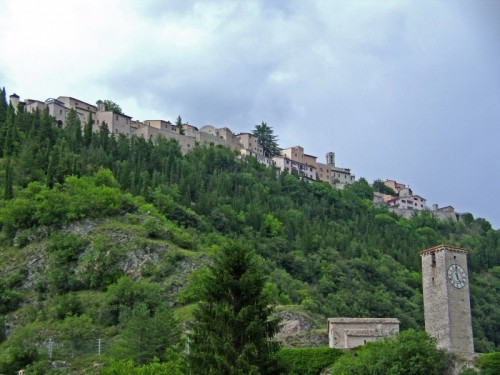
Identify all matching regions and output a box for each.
[0,95,499,373]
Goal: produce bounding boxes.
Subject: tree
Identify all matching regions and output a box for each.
[330,330,446,375]
[4,158,13,200]
[176,115,185,134]
[112,303,180,365]
[188,241,282,374]
[372,179,397,195]
[253,122,280,158]
[96,99,123,114]
[64,108,82,152]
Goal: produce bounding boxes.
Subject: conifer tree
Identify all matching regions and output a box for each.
[4,158,13,200]
[176,115,185,134]
[188,241,282,375]
[83,113,93,147]
[253,122,280,158]
[64,108,82,152]
[0,87,8,124]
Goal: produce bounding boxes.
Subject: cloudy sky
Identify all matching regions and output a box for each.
[1,0,499,228]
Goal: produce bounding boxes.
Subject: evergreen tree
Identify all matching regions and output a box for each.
[253,122,280,158]
[188,241,282,375]
[0,87,8,124]
[4,158,13,200]
[2,105,17,157]
[112,303,180,365]
[64,108,82,152]
[83,113,93,147]
[176,115,185,134]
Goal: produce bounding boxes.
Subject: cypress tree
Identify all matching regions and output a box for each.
[4,158,13,200]
[83,113,93,147]
[188,241,282,375]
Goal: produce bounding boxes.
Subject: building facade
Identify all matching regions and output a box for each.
[327,318,400,349]
[325,152,355,188]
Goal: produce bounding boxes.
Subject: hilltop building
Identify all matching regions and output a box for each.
[236,132,274,166]
[377,180,462,222]
[378,180,427,218]
[325,152,355,188]
[9,93,20,113]
[12,91,461,220]
[273,146,317,180]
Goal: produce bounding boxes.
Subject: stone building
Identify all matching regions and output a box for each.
[327,317,400,349]
[325,152,355,188]
[420,244,474,355]
[274,146,317,180]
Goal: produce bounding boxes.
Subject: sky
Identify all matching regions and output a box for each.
[0,0,499,229]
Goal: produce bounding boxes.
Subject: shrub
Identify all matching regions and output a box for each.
[277,347,343,375]
[330,330,446,375]
[477,352,500,375]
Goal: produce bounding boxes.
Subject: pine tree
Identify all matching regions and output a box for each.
[253,122,280,158]
[188,241,282,375]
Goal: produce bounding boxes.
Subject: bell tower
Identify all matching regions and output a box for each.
[420,244,474,354]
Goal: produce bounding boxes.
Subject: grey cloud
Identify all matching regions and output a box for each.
[97,0,499,227]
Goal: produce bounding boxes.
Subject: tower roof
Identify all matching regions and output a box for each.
[420,244,468,256]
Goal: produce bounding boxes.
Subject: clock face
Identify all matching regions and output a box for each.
[448,264,467,289]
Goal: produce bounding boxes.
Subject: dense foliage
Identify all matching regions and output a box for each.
[277,347,343,375]
[0,88,498,373]
[330,330,447,375]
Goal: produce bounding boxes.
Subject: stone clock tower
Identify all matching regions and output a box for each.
[420,244,474,354]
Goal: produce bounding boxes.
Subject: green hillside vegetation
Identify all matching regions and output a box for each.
[0,89,499,373]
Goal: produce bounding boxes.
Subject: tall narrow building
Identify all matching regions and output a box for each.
[420,244,474,355]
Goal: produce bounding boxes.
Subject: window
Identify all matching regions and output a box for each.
[115,115,118,120]
[59,109,62,115]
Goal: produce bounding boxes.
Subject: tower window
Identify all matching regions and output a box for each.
[432,253,436,267]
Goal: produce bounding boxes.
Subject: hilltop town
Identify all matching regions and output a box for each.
[10,92,461,223]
